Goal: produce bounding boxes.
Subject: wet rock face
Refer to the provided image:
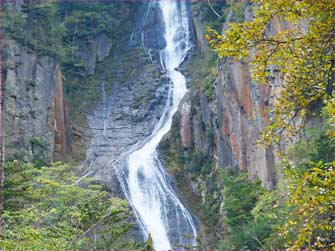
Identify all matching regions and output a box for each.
[128,1,166,52]
[81,1,197,243]
[180,95,192,148]
[85,48,170,197]
[141,2,166,50]
[3,39,56,163]
[96,34,112,62]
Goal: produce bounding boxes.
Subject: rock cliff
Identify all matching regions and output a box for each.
[2,0,140,166]
[3,38,70,164]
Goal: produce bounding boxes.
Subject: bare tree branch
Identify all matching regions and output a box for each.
[207,0,222,18]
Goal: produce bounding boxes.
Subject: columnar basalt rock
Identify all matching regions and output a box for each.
[51,64,71,160]
[3,39,71,163]
[214,58,276,189]
[173,4,286,191]
[3,39,55,162]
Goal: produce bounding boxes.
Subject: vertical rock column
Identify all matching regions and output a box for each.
[51,64,70,160]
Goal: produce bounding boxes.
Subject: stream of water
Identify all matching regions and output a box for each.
[127,0,197,249]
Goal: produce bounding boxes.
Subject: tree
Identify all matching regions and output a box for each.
[206,0,334,145]
[279,161,334,250]
[1,161,133,250]
[277,101,335,250]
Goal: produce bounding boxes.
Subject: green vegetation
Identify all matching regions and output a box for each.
[30,137,50,166]
[218,159,334,250]
[59,3,130,39]
[191,0,249,32]
[217,170,269,250]
[280,161,334,250]
[1,161,139,250]
[4,1,65,59]
[191,0,226,31]
[4,1,136,61]
[144,234,154,251]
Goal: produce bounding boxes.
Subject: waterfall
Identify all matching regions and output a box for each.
[127,0,197,249]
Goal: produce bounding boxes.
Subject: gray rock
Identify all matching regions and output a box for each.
[78,34,112,75]
[79,40,96,75]
[3,38,56,163]
[85,48,170,198]
[96,34,112,62]
[141,2,166,50]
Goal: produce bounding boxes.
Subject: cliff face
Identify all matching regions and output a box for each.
[2,0,73,163]
[213,58,277,189]
[2,1,139,164]
[85,48,170,196]
[3,38,69,163]
[188,4,282,189]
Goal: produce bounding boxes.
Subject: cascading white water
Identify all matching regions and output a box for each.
[127,0,197,249]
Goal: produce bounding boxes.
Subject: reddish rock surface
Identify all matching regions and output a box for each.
[51,65,70,160]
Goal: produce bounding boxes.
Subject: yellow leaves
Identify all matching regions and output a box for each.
[205,34,212,42]
[279,161,335,250]
[207,0,333,146]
